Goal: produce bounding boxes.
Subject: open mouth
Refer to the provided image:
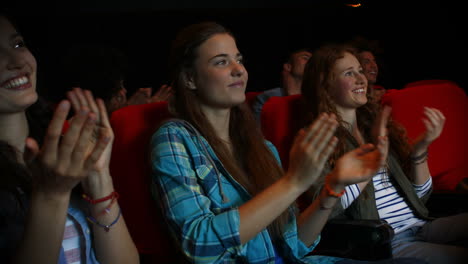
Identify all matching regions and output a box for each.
[1,76,30,90]
[352,88,365,94]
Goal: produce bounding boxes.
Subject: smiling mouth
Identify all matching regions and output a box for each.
[229,81,244,87]
[352,88,365,94]
[1,76,30,90]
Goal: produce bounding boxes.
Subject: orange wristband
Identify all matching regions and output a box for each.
[324,181,345,198]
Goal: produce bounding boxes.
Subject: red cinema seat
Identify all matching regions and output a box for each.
[109,102,185,262]
[260,94,304,170]
[382,80,468,191]
[245,91,262,109]
[403,79,453,89]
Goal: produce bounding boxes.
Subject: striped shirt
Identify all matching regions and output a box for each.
[62,215,84,264]
[341,168,432,234]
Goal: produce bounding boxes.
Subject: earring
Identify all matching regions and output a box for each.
[187,82,196,90]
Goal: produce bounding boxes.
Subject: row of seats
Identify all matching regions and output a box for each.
[109,80,467,262]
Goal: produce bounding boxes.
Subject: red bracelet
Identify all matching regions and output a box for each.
[82,191,119,204]
[99,193,119,215]
[324,181,345,198]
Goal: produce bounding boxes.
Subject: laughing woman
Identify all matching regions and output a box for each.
[300,43,468,264]
[0,13,138,264]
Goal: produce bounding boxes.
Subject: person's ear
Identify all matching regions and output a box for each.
[182,72,197,90]
[283,62,292,73]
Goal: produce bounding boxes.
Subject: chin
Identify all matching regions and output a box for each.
[231,92,246,105]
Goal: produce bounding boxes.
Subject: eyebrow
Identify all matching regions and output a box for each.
[209,53,242,61]
[341,65,362,73]
[10,32,22,40]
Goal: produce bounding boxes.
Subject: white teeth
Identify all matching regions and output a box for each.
[353,88,365,93]
[2,76,29,89]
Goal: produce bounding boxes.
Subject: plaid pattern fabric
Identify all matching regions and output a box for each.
[150,121,343,264]
[62,216,83,264]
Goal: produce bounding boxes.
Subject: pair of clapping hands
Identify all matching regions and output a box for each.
[286,105,445,193]
[24,88,112,199]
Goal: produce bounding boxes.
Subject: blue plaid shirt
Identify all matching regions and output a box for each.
[150,120,343,264]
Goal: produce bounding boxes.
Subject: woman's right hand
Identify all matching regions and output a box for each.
[286,113,339,192]
[24,100,111,199]
[327,138,387,192]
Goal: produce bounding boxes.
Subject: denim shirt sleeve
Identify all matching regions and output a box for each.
[150,123,243,263]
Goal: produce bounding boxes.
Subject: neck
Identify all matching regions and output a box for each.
[199,105,231,143]
[283,75,302,96]
[0,111,30,160]
[337,107,365,145]
[337,105,357,125]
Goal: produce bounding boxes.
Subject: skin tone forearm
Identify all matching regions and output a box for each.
[297,188,339,246]
[410,148,431,185]
[237,114,339,244]
[68,88,139,264]
[13,100,102,264]
[86,174,139,264]
[13,192,70,264]
[239,119,386,247]
[410,107,445,185]
[238,176,303,244]
[297,141,386,246]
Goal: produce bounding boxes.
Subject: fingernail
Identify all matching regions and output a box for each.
[59,100,70,109]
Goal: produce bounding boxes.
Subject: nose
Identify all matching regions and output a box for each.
[231,61,245,77]
[357,72,367,85]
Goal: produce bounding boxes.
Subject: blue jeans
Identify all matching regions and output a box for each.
[336,258,427,264]
[391,213,468,264]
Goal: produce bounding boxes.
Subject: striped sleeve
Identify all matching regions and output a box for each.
[412,177,432,198]
[340,184,361,209]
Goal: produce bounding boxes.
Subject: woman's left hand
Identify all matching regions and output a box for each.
[371,105,392,162]
[66,87,115,196]
[413,107,445,154]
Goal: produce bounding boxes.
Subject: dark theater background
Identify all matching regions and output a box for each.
[5,0,467,103]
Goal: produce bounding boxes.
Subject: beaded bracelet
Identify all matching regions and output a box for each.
[324,181,345,198]
[82,191,118,205]
[411,151,428,165]
[99,192,120,216]
[410,151,428,161]
[87,208,122,232]
[413,155,428,165]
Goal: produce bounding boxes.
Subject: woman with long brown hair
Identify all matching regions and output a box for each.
[147,21,414,264]
[0,12,138,264]
[300,43,468,264]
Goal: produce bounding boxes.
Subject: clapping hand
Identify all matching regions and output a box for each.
[412,107,445,155]
[66,88,115,196]
[24,100,111,198]
[286,113,339,191]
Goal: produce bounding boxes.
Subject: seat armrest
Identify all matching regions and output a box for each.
[311,219,394,260]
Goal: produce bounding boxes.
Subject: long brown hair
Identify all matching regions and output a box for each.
[167,21,289,241]
[301,43,412,178]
